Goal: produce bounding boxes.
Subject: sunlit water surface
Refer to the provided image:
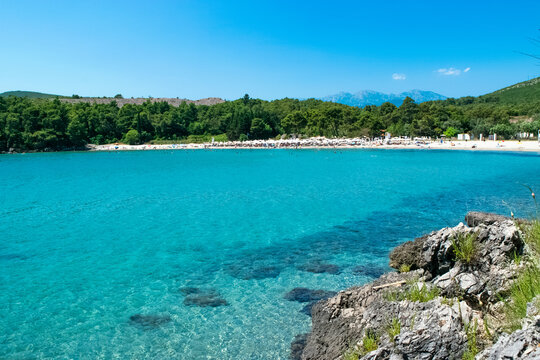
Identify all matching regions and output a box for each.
[1,149,540,359]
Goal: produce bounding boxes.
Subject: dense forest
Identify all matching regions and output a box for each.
[1,83,540,152]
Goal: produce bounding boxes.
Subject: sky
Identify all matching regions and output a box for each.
[1,0,539,100]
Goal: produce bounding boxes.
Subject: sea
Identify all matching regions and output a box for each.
[1,149,539,359]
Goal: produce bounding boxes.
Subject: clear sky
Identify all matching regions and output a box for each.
[1,0,539,100]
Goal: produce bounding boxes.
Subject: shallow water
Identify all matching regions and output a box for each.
[1,149,539,359]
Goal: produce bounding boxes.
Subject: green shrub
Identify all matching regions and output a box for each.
[524,220,540,255]
[385,281,439,303]
[451,232,478,264]
[462,320,479,360]
[404,282,440,302]
[399,264,411,273]
[503,220,540,330]
[343,347,360,360]
[361,331,379,354]
[387,318,401,342]
[504,264,540,330]
[123,129,140,145]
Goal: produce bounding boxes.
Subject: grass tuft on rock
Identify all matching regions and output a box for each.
[384,281,439,303]
[462,320,479,360]
[398,264,411,273]
[451,232,478,264]
[387,318,401,342]
[503,220,540,330]
[343,331,380,360]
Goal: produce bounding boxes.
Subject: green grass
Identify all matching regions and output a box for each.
[361,332,379,354]
[387,318,401,342]
[398,264,411,273]
[462,320,479,360]
[525,220,540,254]
[503,220,540,330]
[504,264,540,330]
[451,232,478,264]
[343,347,361,360]
[385,281,439,303]
[343,331,379,359]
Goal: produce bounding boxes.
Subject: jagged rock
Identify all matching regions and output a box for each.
[302,213,531,360]
[389,234,428,271]
[432,220,523,306]
[284,288,337,303]
[465,212,510,227]
[476,316,540,360]
[129,314,171,329]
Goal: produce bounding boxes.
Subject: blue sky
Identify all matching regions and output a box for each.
[1,0,539,100]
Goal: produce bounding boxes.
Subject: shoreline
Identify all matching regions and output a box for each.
[91,139,540,153]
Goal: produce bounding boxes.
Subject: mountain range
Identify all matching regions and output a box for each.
[320,90,447,107]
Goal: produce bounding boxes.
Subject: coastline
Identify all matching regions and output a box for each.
[298,212,540,360]
[90,138,540,153]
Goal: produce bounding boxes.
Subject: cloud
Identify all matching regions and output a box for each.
[392,73,406,80]
[436,67,470,76]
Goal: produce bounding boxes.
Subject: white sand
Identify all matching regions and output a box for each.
[91,139,540,153]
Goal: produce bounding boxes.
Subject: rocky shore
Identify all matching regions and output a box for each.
[295,212,540,360]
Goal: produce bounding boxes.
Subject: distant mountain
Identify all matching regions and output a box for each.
[321,89,447,107]
[480,76,540,104]
[0,90,61,99]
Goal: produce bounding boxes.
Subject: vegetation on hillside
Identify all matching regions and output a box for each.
[0,91,61,99]
[1,77,539,152]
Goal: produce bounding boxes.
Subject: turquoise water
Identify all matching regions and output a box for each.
[1,149,540,359]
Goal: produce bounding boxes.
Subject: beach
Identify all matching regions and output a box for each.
[91,138,540,152]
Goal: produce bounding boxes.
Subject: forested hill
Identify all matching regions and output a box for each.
[1,77,539,152]
[0,91,60,99]
[480,77,540,104]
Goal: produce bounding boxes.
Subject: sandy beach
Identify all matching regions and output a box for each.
[91,138,540,153]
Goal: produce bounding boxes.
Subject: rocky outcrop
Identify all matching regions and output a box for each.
[476,316,540,360]
[299,212,538,360]
[390,219,523,306]
[464,212,511,227]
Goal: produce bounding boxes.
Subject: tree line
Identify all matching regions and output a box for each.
[0,93,539,152]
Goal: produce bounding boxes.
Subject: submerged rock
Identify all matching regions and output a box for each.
[352,265,387,279]
[129,314,171,329]
[300,302,318,317]
[226,264,282,280]
[284,288,337,303]
[180,287,229,307]
[290,333,309,360]
[297,261,340,274]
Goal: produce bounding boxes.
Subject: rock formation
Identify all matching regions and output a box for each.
[298,213,539,360]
